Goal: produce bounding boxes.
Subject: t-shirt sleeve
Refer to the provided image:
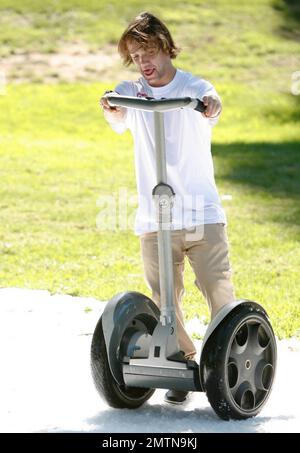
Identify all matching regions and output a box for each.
[188,76,222,127]
[106,81,134,134]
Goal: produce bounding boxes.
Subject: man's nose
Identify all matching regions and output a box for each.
[140,54,150,65]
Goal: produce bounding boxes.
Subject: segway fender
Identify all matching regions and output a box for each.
[200,299,268,356]
[199,299,269,390]
[101,291,160,385]
[201,299,266,354]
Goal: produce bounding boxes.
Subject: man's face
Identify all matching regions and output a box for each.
[127,40,174,87]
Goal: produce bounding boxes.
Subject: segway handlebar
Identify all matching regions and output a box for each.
[106,94,206,113]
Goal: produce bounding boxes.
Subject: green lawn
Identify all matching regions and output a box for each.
[0,0,299,339]
[0,0,299,87]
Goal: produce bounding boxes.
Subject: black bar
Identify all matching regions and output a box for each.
[0,433,293,452]
[106,95,193,111]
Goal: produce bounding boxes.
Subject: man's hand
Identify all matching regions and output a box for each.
[201,95,222,118]
[100,93,126,123]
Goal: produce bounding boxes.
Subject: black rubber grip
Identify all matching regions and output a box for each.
[194,99,206,113]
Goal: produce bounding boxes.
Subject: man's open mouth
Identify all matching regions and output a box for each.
[143,68,155,77]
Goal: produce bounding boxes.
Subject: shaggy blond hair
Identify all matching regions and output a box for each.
[118,12,180,66]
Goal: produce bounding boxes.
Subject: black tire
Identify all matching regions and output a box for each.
[200,302,277,420]
[91,315,155,409]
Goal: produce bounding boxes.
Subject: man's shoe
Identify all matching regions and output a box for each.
[164,390,190,405]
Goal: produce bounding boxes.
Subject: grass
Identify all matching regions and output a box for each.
[0,0,300,339]
[0,1,299,84]
[0,82,299,339]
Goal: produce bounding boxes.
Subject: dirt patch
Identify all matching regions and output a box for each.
[1,42,138,84]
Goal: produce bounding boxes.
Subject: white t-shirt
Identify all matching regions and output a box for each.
[108,68,226,236]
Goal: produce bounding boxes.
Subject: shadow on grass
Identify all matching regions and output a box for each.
[213,140,300,226]
[272,0,300,40]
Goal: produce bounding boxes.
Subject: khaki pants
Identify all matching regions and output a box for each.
[139,224,235,359]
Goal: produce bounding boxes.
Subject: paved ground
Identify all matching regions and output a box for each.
[0,287,299,433]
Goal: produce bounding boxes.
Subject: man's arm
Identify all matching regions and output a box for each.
[100,92,127,124]
[201,95,222,119]
[188,76,222,126]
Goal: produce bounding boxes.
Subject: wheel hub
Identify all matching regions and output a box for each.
[226,319,276,412]
[245,359,251,370]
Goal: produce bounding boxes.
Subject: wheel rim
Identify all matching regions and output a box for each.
[115,315,157,400]
[225,316,276,413]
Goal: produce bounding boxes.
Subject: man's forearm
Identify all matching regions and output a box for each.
[103,108,127,124]
[101,91,127,124]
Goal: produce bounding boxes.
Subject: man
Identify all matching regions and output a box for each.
[100,12,235,404]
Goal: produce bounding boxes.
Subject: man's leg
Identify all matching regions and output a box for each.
[140,230,197,358]
[185,224,235,320]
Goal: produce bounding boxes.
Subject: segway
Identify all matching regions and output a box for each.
[91,94,277,420]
